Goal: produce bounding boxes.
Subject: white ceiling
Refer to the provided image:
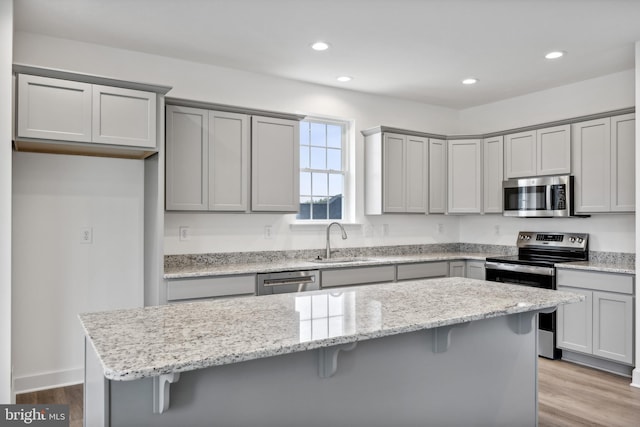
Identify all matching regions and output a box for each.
[13,0,640,109]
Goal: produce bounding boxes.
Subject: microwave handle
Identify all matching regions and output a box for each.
[546,184,552,210]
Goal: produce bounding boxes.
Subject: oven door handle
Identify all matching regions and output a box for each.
[484,261,555,276]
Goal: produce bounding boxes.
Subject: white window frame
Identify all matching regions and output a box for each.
[296,116,353,223]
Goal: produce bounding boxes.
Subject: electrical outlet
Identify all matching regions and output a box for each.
[179,226,190,241]
[264,225,273,239]
[437,223,444,234]
[382,224,389,236]
[80,227,93,244]
[494,225,500,235]
[362,224,373,238]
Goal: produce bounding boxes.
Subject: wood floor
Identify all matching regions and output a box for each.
[15,359,640,426]
[538,358,640,427]
[16,383,83,427]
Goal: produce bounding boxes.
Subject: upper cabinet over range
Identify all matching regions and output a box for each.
[13,65,170,159]
[504,125,571,178]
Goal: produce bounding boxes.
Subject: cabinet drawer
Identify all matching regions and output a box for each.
[397,262,448,281]
[557,269,634,294]
[321,265,395,288]
[167,275,256,301]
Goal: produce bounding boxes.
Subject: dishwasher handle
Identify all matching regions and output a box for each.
[262,275,316,287]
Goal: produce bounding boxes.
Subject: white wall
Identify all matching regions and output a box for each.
[13,32,462,255]
[458,69,635,134]
[11,153,145,392]
[0,0,12,403]
[460,214,634,253]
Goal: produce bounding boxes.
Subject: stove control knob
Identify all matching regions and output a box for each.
[578,237,584,244]
[519,235,525,240]
[570,237,576,243]
[525,235,531,240]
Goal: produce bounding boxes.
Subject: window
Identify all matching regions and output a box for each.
[297,118,347,220]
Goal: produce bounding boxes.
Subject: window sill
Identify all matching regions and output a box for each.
[289,222,362,232]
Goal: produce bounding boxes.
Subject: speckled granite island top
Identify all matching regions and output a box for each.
[79,278,582,382]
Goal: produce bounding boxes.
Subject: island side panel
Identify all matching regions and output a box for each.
[107,313,538,427]
[84,338,109,427]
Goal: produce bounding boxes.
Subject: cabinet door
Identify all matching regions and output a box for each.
[428,138,446,213]
[537,124,570,175]
[17,74,92,142]
[592,291,634,364]
[382,133,406,213]
[251,116,300,212]
[165,106,208,211]
[448,261,465,277]
[571,118,611,213]
[209,111,249,211]
[505,130,536,178]
[92,85,157,148]
[482,136,503,213]
[466,261,485,280]
[610,114,635,212]
[447,139,482,213]
[405,135,428,213]
[556,286,593,355]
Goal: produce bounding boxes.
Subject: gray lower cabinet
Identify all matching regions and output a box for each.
[321,265,395,288]
[448,261,466,277]
[557,269,634,365]
[396,262,448,281]
[466,261,485,280]
[167,274,256,302]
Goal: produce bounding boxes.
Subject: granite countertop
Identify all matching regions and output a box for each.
[164,252,490,279]
[555,260,635,274]
[79,277,583,381]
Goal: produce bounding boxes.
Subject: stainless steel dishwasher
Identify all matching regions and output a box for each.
[256,270,320,295]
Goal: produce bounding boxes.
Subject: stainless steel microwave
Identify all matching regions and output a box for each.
[503,175,574,217]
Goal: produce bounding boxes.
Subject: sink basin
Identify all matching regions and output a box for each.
[310,257,371,264]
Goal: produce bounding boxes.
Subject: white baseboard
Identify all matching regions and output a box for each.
[13,367,83,394]
[631,368,640,389]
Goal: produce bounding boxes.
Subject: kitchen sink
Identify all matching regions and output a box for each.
[309,257,372,264]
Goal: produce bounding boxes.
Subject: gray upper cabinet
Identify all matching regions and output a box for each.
[428,138,446,214]
[505,130,536,178]
[505,125,570,178]
[482,136,503,213]
[572,113,635,213]
[365,131,428,215]
[251,116,300,212]
[447,139,482,214]
[17,74,157,149]
[18,74,92,142]
[610,114,635,211]
[209,111,249,211]
[165,106,250,212]
[165,106,208,211]
[92,84,157,148]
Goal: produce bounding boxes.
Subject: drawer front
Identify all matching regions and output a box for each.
[397,262,448,281]
[321,265,395,288]
[167,275,256,301]
[557,269,634,294]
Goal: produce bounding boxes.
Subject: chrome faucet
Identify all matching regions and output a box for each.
[326,222,347,259]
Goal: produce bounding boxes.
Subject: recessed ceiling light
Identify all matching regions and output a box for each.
[311,41,330,51]
[336,76,352,82]
[545,51,565,60]
[462,78,478,85]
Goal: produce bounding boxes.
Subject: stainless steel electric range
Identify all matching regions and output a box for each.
[485,231,589,359]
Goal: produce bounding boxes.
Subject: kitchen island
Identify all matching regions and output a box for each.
[80,277,582,427]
